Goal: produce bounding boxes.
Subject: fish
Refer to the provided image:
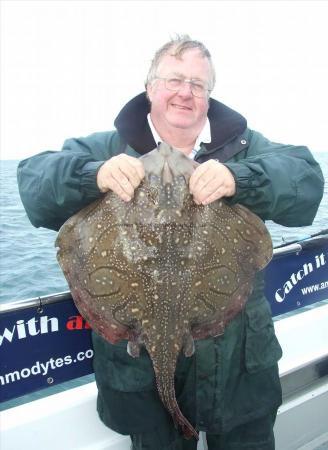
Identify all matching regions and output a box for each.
[55,142,273,440]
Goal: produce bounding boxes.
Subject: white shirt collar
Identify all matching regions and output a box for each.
[147,114,211,160]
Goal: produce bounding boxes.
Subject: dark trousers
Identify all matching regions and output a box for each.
[130,410,276,450]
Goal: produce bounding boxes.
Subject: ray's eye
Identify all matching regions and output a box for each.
[148,174,160,185]
[176,174,187,185]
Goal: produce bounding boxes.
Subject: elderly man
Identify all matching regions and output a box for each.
[18,36,324,450]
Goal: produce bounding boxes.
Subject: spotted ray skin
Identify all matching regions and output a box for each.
[55,143,273,439]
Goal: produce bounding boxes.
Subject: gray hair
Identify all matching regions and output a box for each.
[146,34,216,91]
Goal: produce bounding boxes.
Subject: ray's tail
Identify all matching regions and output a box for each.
[154,371,199,440]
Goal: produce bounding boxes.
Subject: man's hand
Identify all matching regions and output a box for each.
[189,160,236,205]
[97,154,145,202]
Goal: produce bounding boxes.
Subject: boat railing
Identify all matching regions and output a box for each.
[2,232,327,315]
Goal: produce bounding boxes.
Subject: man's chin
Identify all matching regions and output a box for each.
[168,118,194,129]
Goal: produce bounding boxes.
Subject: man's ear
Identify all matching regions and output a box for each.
[146,83,153,103]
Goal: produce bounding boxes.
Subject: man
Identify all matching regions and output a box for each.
[18,36,324,449]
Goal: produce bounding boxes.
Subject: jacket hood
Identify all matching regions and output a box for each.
[114,92,247,155]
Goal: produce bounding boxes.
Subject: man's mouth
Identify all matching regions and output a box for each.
[171,104,192,111]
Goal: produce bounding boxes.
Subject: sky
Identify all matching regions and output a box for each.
[1,0,328,160]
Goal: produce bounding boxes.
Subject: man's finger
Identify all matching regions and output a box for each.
[189,163,209,193]
[128,158,145,182]
[124,160,145,188]
[109,168,135,197]
[201,186,226,205]
[192,177,221,204]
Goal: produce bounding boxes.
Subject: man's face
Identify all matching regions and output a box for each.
[147,49,211,132]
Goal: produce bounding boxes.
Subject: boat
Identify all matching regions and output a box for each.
[1,231,328,450]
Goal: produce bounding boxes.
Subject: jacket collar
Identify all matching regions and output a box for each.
[114,92,247,155]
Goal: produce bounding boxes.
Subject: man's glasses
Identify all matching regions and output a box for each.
[155,77,211,98]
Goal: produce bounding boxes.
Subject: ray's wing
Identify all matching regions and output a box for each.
[188,200,273,340]
[55,187,156,344]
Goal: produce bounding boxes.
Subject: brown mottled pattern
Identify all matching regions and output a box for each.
[55,143,273,439]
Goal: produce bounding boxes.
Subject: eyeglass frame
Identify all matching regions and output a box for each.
[153,76,212,98]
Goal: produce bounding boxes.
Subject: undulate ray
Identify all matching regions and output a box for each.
[55,143,273,439]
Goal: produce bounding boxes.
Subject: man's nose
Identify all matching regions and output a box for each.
[177,81,193,97]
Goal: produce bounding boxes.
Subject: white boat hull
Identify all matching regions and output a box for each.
[2,305,328,450]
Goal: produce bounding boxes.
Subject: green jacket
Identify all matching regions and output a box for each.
[17,93,324,434]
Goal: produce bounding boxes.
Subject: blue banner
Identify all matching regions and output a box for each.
[265,243,328,316]
[0,298,93,403]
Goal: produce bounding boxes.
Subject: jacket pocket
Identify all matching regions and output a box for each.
[244,300,282,373]
[92,333,155,392]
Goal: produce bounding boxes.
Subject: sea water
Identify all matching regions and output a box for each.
[0,153,327,304]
